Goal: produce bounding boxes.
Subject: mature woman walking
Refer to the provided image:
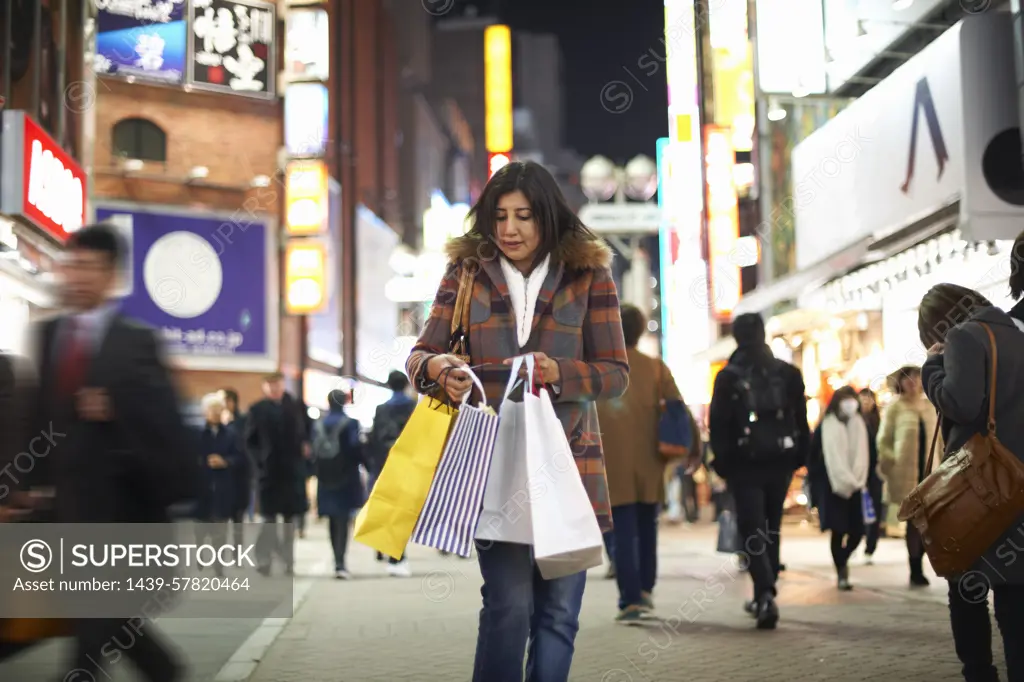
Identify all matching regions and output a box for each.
[918,283,1024,682]
[407,160,629,682]
[877,366,937,586]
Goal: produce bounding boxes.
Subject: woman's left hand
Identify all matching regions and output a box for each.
[504,352,561,386]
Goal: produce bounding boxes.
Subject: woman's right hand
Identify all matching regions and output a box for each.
[427,354,472,402]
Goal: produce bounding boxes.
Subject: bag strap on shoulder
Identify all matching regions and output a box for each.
[450,265,476,336]
[979,322,998,436]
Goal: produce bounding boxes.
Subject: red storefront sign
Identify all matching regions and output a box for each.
[1,110,87,243]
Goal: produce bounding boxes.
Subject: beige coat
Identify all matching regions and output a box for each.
[877,394,941,505]
[597,348,681,506]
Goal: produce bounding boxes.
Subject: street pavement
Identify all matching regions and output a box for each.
[247,518,995,682]
[2,516,1002,681]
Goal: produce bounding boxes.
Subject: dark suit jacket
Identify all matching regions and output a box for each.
[245,394,307,516]
[27,312,199,523]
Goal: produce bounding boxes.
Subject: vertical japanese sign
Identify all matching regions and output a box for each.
[187,0,276,99]
[93,0,188,84]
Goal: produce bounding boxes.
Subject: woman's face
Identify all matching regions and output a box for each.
[858,393,875,413]
[494,190,540,270]
[900,374,922,396]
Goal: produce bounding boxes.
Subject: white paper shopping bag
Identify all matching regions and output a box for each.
[521,355,605,580]
[475,357,533,544]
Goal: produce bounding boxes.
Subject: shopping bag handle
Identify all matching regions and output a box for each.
[456,365,489,407]
[523,354,540,395]
[503,356,525,401]
[502,355,540,401]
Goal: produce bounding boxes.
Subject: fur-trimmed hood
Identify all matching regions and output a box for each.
[444,230,613,271]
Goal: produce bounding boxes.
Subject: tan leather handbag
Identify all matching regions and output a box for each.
[898,323,1024,577]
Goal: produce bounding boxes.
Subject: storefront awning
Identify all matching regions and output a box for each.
[731,237,872,319]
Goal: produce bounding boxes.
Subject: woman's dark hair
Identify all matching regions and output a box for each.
[824,385,858,419]
[620,304,646,348]
[465,161,598,270]
[858,387,880,432]
[1010,229,1024,301]
[888,365,921,396]
[66,223,124,268]
[917,283,993,348]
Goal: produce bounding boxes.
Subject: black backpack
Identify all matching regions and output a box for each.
[723,360,799,460]
[313,416,355,488]
[371,401,415,471]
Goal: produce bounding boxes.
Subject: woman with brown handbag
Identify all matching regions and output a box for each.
[918,283,1024,682]
[407,161,629,682]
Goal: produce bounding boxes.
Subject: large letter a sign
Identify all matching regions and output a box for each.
[900,77,950,194]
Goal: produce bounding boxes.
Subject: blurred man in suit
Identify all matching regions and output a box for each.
[245,373,309,575]
[23,224,197,681]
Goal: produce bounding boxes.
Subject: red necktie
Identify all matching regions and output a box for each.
[58,319,89,397]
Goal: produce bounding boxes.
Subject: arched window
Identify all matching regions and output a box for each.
[112,118,167,162]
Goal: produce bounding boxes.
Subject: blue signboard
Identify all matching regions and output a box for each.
[93,0,188,85]
[96,204,276,369]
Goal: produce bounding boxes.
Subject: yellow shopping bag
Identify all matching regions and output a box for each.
[354,397,457,559]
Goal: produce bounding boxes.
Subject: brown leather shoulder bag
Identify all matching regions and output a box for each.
[898,322,1024,577]
[448,263,476,365]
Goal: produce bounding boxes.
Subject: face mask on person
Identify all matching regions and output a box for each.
[839,399,860,418]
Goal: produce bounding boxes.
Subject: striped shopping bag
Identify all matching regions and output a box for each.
[411,369,500,557]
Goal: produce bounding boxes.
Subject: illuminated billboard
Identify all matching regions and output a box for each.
[285,240,327,315]
[484,25,513,153]
[284,159,329,235]
[661,0,712,405]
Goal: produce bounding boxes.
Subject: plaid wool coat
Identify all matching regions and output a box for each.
[406,230,630,533]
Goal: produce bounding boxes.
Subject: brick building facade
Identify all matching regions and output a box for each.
[91,77,286,409]
[87,0,410,412]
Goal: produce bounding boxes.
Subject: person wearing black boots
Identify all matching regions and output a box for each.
[709,313,809,629]
[820,386,870,591]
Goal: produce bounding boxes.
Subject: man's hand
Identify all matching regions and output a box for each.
[302,442,312,459]
[928,342,945,355]
[207,454,228,469]
[77,387,113,421]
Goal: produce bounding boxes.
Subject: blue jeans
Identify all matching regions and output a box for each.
[603,530,615,562]
[612,503,658,610]
[473,541,586,682]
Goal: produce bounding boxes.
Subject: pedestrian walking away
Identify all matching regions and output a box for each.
[709,312,809,630]
[597,303,683,624]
